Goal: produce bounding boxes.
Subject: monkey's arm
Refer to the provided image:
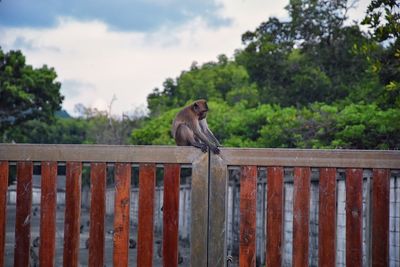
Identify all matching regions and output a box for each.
[193,123,220,154]
[206,128,221,146]
[199,120,221,146]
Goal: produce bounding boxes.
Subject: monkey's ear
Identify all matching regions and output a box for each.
[193,102,199,111]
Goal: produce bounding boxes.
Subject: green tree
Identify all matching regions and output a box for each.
[147,56,253,115]
[287,0,355,46]
[0,48,63,132]
[362,0,400,107]
[133,0,400,150]
[236,17,292,104]
[362,0,400,42]
[4,117,88,144]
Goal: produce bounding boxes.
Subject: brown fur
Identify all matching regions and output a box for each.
[172,99,221,154]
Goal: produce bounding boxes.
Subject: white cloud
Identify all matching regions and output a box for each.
[0,0,370,116]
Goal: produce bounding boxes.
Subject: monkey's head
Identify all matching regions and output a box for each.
[192,99,208,120]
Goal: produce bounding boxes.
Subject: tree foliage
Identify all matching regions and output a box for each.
[4,104,143,144]
[134,0,400,150]
[361,0,400,107]
[0,47,63,132]
[131,101,400,149]
[362,0,400,42]
[4,0,400,149]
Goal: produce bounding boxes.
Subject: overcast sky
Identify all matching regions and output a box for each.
[0,0,370,116]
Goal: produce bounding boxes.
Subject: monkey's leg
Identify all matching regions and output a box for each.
[176,125,208,152]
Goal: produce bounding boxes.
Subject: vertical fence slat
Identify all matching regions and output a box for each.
[63,162,82,267]
[89,162,106,266]
[0,161,8,267]
[318,167,337,267]
[345,168,363,267]
[14,161,33,267]
[266,166,284,267]
[208,154,228,267]
[239,165,257,267]
[137,163,156,267]
[372,168,390,267]
[163,164,180,267]
[292,167,311,267]
[190,153,209,267]
[39,161,58,267]
[113,163,131,267]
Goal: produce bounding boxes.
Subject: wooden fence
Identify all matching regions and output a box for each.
[0,144,399,267]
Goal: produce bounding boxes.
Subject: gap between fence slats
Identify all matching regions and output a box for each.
[14,161,33,267]
[239,165,257,267]
[39,161,57,267]
[0,162,8,267]
[266,166,284,267]
[113,163,131,267]
[292,167,311,267]
[63,162,82,267]
[137,163,156,267]
[89,163,106,266]
[163,164,180,266]
[372,168,390,267]
[345,168,363,267]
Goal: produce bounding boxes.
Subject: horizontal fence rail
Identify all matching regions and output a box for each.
[0,144,399,267]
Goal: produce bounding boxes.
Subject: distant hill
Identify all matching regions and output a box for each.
[55,110,71,118]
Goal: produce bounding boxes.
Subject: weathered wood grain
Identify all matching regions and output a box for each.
[163,164,180,267]
[63,162,82,267]
[292,167,311,267]
[89,163,106,266]
[137,163,156,267]
[318,168,337,267]
[14,162,33,267]
[239,165,257,267]
[266,166,284,267]
[113,163,131,267]
[39,161,57,267]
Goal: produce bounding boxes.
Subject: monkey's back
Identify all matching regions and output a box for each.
[171,106,194,138]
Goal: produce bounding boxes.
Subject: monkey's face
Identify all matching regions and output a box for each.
[193,100,208,120]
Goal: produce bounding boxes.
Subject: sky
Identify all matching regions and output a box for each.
[0,0,370,116]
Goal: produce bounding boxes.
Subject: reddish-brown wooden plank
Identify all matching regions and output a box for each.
[14,161,33,267]
[39,161,58,267]
[266,166,284,267]
[345,168,363,267]
[239,165,257,267]
[318,167,337,267]
[0,161,9,267]
[292,167,311,267]
[89,163,106,266]
[137,163,156,267]
[113,163,131,267]
[163,164,180,267]
[63,162,82,267]
[372,168,390,267]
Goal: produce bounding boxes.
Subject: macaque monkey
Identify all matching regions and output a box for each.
[172,99,221,154]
